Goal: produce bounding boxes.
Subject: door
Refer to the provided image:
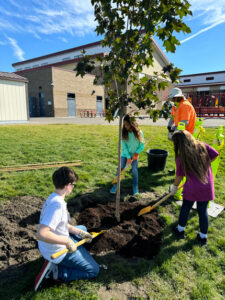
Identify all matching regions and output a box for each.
[96,96,103,116]
[67,93,76,117]
[38,92,45,117]
[29,97,37,117]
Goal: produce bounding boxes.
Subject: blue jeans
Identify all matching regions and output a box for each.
[116,156,138,186]
[178,199,209,234]
[58,225,99,282]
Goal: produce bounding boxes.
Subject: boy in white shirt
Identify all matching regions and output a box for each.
[35,167,99,291]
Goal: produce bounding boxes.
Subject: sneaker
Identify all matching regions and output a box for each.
[197,233,207,246]
[34,260,58,291]
[110,184,117,194]
[172,226,185,239]
[133,185,139,195]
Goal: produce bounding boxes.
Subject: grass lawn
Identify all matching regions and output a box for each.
[0,124,224,300]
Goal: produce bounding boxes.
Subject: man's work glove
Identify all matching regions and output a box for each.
[66,239,77,253]
[132,153,139,161]
[169,185,178,195]
[127,158,132,165]
[78,230,93,243]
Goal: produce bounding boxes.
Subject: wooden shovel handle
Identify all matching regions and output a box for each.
[149,183,185,212]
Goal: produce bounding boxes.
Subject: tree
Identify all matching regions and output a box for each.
[76,0,192,221]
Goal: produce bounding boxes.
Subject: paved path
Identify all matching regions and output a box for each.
[1,116,225,127]
[28,116,225,128]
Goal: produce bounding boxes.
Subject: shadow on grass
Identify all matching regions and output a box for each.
[67,166,175,214]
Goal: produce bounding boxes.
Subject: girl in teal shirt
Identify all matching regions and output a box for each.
[110,114,144,195]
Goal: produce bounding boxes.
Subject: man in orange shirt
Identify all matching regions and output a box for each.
[167,88,196,137]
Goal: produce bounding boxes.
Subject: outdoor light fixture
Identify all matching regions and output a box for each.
[91,90,95,95]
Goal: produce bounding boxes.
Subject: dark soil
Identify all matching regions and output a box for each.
[0,192,163,286]
[0,197,42,283]
[78,202,163,258]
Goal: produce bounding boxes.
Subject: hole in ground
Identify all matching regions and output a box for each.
[78,201,163,258]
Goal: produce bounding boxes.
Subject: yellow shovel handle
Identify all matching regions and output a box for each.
[51,238,89,260]
[112,168,125,184]
[51,230,104,260]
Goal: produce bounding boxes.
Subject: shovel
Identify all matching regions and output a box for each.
[51,230,105,260]
[138,184,184,216]
[112,162,131,184]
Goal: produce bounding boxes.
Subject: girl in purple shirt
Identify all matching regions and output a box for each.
[170,130,219,245]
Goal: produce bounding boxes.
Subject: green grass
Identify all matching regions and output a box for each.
[0,124,224,300]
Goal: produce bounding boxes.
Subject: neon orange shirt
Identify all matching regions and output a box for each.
[174,100,196,134]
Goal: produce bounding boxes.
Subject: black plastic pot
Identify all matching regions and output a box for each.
[146,149,169,172]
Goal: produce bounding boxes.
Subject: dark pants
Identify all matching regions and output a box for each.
[178,199,209,234]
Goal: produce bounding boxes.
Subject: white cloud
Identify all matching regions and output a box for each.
[181,0,225,43]
[7,37,25,60]
[0,0,95,38]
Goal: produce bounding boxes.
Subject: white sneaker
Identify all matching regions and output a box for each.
[34,260,58,291]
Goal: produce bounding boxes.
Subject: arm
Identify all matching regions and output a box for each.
[68,224,92,241]
[174,176,183,186]
[170,175,183,194]
[68,224,83,235]
[37,224,69,246]
[135,131,145,154]
[122,139,131,159]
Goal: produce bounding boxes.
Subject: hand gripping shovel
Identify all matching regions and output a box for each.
[51,230,105,260]
[138,184,184,217]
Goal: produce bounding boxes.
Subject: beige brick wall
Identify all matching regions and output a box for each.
[17,68,54,117]
[52,67,105,117]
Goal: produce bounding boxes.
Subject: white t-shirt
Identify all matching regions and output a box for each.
[38,192,70,263]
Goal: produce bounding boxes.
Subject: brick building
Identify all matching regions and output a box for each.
[13,39,172,118]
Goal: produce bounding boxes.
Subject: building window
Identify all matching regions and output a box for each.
[183,79,191,83]
[33,65,39,68]
[67,93,75,99]
[41,62,48,66]
[206,77,214,80]
[97,96,102,102]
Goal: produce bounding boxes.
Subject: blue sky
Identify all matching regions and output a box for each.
[0,0,225,75]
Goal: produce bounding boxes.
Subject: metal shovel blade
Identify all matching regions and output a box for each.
[138,183,184,217]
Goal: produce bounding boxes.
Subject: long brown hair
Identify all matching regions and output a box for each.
[172,130,210,183]
[122,114,142,142]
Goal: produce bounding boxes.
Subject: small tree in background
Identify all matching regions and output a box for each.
[76,0,192,221]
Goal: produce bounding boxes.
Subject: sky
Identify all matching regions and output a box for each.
[0,0,225,75]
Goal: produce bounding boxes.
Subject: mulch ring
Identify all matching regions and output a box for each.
[78,201,163,258]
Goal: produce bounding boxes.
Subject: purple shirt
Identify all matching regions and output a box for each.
[176,143,219,202]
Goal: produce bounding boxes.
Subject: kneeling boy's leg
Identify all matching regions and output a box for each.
[59,245,99,282]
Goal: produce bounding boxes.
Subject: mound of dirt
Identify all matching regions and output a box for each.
[0,196,43,282]
[78,202,163,258]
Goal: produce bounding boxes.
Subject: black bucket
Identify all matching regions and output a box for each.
[147,149,169,172]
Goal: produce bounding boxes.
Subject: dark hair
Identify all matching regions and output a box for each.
[122,114,142,142]
[52,167,78,189]
[172,130,210,184]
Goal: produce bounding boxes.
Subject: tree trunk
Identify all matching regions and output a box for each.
[115,110,123,222]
